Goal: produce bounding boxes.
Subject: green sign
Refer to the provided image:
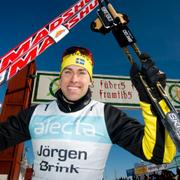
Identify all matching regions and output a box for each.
[32,71,180,109]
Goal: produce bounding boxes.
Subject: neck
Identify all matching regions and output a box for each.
[55,89,91,112]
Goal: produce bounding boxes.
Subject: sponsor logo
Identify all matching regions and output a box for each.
[49,25,69,43]
[55,29,66,38]
[32,118,96,137]
[122,29,133,43]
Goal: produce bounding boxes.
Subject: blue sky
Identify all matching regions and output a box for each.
[0,0,180,179]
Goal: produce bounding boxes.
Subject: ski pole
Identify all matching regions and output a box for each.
[103,0,179,116]
[91,0,180,151]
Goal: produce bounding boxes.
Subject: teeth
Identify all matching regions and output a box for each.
[68,87,79,90]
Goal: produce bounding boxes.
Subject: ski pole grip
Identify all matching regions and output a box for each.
[107,3,128,25]
[107,3,118,19]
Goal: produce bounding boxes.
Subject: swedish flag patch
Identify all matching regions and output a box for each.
[76,58,85,65]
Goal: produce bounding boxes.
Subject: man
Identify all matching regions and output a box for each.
[0,46,176,180]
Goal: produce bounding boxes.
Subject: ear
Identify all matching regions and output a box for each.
[89,82,94,88]
[59,78,61,86]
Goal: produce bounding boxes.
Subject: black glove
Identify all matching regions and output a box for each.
[140,53,166,88]
[130,53,166,103]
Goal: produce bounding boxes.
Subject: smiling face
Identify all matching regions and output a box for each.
[59,65,91,101]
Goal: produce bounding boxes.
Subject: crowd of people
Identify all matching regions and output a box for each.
[133,168,180,180]
[112,167,180,180]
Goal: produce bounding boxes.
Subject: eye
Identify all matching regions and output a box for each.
[79,71,87,75]
[63,69,72,74]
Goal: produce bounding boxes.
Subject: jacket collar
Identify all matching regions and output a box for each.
[55,88,92,112]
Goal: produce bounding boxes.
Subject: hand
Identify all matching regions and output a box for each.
[140,53,166,88]
[130,53,166,103]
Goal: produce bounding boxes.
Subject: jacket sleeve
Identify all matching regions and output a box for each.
[140,100,176,164]
[0,105,37,151]
[104,102,176,164]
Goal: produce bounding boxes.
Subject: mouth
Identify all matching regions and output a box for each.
[67,86,80,90]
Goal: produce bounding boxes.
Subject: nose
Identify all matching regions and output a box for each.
[70,73,78,83]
